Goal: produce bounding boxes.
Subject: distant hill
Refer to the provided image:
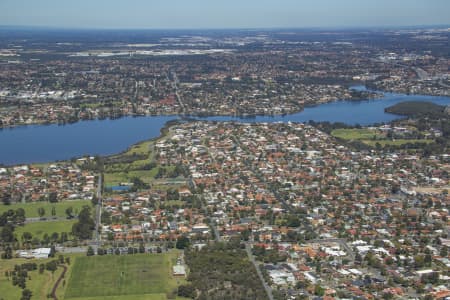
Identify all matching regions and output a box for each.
[385,101,446,116]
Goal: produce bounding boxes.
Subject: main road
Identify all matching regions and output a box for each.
[93,174,103,252]
[309,238,355,259]
[245,243,274,300]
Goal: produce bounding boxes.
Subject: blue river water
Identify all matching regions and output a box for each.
[0,87,449,165]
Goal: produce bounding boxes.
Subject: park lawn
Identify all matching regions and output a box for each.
[80,101,121,109]
[125,140,153,156]
[108,140,154,163]
[0,200,91,218]
[331,129,433,148]
[0,256,67,300]
[30,162,51,169]
[331,128,381,140]
[129,159,151,170]
[363,139,433,147]
[151,183,185,191]
[103,139,154,175]
[104,172,129,186]
[162,200,185,207]
[104,158,151,173]
[104,168,159,186]
[15,220,76,240]
[65,252,185,299]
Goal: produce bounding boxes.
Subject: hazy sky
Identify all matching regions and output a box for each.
[1,0,449,29]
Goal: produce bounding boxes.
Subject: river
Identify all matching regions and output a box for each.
[0,87,449,165]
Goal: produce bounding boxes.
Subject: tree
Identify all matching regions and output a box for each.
[424,253,432,267]
[414,255,425,268]
[37,207,45,218]
[1,193,11,205]
[22,232,33,244]
[20,289,32,300]
[72,206,95,240]
[285,214,301,227]
[314,284,325,296]
[51,232,59,243]
[60,232,68,243]
[49,245,56,257]
[15,208,26,224]
[176,236,190,249]
[45,260,57,273]
[51,206,56,217]
[178,284,196,298]
[65,207,74,219]
[86,246,95,256]
[1,225,15,243]
[48,192,58,203]
[1,246,13,259]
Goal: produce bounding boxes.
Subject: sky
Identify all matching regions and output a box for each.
[0,0,449,29]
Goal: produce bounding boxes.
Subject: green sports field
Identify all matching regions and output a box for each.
[64,252,185,300]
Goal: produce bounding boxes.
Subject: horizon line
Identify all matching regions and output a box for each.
[0,24,449,32]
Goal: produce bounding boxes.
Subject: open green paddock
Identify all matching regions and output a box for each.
[15,220,76,240]
[104,169,158,186]
[331,128,433,147]
[0,253,84,300]
[104,166,177,187]
[331,128,383,140]
[0,257,59,300]
[64,252,185,300]
[0,200,91,218]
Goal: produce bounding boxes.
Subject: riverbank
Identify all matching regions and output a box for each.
[0,87,381,129]
[1,89,449,166]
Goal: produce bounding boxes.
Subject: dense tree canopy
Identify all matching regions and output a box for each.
[72,206,95,240]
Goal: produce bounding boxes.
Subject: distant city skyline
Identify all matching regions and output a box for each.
[1,0,450,30]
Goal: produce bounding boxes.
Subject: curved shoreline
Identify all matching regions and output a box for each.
[0,86,442,131]
[1,88,449,166]
[0,87,398,130]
